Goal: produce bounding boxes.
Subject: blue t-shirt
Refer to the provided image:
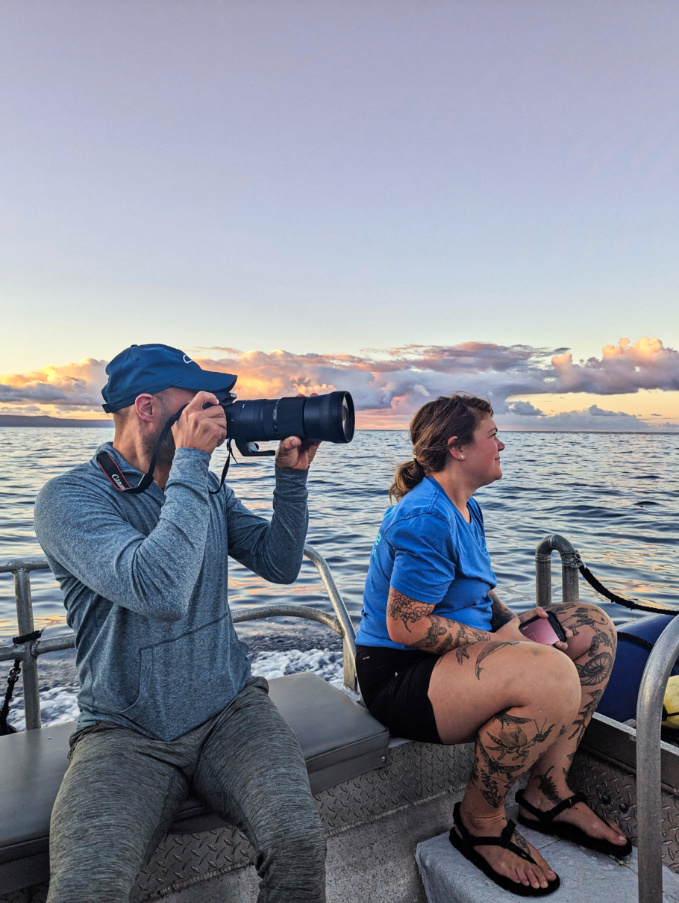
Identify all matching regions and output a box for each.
[355,476,497,650]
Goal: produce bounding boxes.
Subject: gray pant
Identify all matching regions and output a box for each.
[47,677,326,903]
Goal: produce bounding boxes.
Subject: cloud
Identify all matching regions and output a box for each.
[504,407,651,431]
[1,337,678,429]
[508,400,543,416]
[589,404,620,417]
[197,336,679,421]
[551,337,679,394]
[0,359,107,412]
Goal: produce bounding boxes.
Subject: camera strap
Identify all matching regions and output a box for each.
[210,439,243,495]
[96,406,187,495]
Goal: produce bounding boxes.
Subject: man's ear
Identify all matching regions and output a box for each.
[134,394,158,423]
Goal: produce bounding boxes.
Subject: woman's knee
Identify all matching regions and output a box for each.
[555,600,617,664]
[588,603,616,645]
[518,644,581,722]
[557,601,616,639]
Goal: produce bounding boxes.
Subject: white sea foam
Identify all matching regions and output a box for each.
[35,686,81,726]
[251,647,344,686]
[7,646,353,730]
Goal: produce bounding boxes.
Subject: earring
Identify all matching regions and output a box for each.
[460,455,464,460]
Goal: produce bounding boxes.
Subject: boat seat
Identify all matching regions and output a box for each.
[0,672,389,894]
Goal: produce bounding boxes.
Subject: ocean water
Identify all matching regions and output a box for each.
[1,427,678,728]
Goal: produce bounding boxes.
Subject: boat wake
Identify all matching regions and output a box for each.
[4,645,349,731]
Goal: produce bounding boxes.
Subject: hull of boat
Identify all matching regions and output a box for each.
[3,712,679,903]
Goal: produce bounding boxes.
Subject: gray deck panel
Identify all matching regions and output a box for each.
[417,832,679,903]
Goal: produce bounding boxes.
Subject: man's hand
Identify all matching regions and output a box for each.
[275,436,321,470]
[172,392,227,455]
[274,392,321,470]
[518,606,572,651]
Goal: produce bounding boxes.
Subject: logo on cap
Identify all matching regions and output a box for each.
[183,355,193,365]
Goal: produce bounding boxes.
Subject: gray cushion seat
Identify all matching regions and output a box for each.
[0,672,389,893]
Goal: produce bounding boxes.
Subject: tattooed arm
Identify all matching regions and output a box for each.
[386,586,523,653]
[489,590,519,631]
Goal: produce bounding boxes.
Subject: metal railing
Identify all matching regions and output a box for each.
[535,533,673,903]
[535,533,580,607]
[0,544,357,732]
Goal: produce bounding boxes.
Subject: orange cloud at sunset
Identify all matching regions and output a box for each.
[0,358,108,418]
[1,338,678,430]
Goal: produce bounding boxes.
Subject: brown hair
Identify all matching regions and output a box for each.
[389,393,493,503]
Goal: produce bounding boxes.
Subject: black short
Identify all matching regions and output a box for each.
[355,644,442,744]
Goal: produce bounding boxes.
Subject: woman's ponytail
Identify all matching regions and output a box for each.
[389,393,493,503]
[389,458,426,503]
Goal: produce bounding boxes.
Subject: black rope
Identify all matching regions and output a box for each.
[576,554,678,616]
[0,630,42,736]
[0,662,20,735]
[577,556,679,738]
[616,631,654,652]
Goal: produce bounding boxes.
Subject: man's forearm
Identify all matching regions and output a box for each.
[226,468,309,583]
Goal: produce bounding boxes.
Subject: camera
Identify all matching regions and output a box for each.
[213,389,355,457]
[96,386,354,497]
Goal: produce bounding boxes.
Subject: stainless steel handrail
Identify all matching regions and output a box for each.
[535,533,581,607]
[0,544,358,731]
[536,532,675,903]
[302,544,357,689]
[636,616,679,903]
[0,560,50,729]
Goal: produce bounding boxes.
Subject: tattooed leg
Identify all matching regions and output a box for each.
[519,602,628,849]
[468,710,560,809]
[456,706,574,890]
[425,628,583,887]
[452,644,581,891]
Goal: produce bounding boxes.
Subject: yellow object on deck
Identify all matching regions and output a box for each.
[662,675,679,729]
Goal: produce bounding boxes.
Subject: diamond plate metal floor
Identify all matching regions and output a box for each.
[9,722,679,903]
[132,738,474,902]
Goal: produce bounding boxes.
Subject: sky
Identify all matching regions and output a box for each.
[1,0,678,430]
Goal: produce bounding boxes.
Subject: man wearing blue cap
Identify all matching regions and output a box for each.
[34,344,326,902]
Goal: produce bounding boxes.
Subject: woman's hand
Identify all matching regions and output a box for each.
[493,618,526,643]
[518,606,572,651]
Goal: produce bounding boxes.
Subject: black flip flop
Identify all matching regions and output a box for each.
[515,789,633,858]
[448,801,561,897]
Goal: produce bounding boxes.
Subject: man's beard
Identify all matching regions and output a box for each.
[141,403,176,470]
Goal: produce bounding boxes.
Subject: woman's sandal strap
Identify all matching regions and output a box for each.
[516,789,588,822]
[454,803,533,862]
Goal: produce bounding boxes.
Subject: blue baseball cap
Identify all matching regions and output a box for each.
[101,344,237,413]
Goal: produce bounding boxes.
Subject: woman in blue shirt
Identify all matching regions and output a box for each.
[355,394,630,897]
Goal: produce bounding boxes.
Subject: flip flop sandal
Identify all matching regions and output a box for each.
[448,801,561,897]
[515,789,633,858]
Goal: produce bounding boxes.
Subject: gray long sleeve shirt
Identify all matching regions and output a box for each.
[34,442,309,741]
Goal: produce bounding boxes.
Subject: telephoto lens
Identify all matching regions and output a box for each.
[219,390,355,456]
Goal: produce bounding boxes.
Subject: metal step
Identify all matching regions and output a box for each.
[416,822,679,903]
